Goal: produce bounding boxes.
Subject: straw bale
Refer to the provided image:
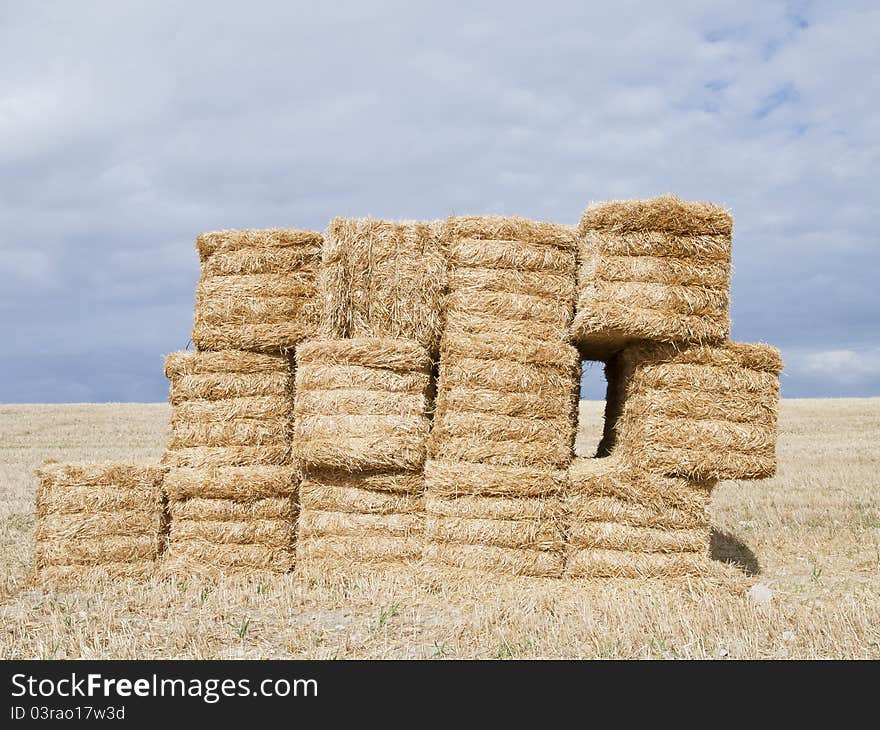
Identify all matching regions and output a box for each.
[35,535,163,565]
[564,457,712,578]
[172,395,292,422]
[168,418,289,449]
[294,364,428,394]
[171,518,293,546]
[449,267,575,301]
[35,511,165,540]
[424,542,563,577]
[436,386,572,420]
[165,349,290,377]
[193,229,322,352]
[444,216,578,249]
[565,549,711,578]
[196,228,323,260]
[569,522,706,553]
[426,496,563,551]
[162,445,291,468]
[296,335,431,371]
[607,341,783,479]
[33,463,167,581]
[424,460,566,498]
[35,563,160,584]
[170,497,295,521]
[165,540,294,573]
[300,479,423,514]
[294,338,432,471]
[298,509,422,538]
[163,466,298,502]
[202,247,320,276]
[300,468,423,496]
[320,218,447,351]
[296,535,422,565]
[572,195,732,357]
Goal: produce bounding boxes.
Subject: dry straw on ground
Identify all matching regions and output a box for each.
[297,469,425,568]
[320,218,447,352]
[571,195,732,358]
[601,341,783,479]
[294,338,432,472]
[33,462,167,583]
[564,457,713,578]
[193,228,322,353]
[162,351,297,574]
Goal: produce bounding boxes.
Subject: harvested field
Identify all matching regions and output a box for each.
[1,400,878,658]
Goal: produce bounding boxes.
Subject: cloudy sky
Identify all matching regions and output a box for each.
[1,1,877,401]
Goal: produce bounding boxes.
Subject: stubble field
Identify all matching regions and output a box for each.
[1,399,878,659]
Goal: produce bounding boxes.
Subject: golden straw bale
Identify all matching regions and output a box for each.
[565,549,711,578]
[300,468,423,496]
[298,509,422,538]
[35,535,163,565]
[35,563,161,584]
[300,479,423,514]
[605,341,783,479]
[424,460,566,498]
[320,218,446,351]
[444,216,578,249]
[163,466,298,502]
[165,349,290,377]
[162,445,291,468]
[296,535,422,565]
[294,338,432,472]
[171,518,293,546]
[424,542,563,578]
[164,350,294,470]
[193,228,322,352]
[564,457,712,578]
[33,463,167,581]
[572,195,732,358]
[170,497,295,522]
[165,540,295,574]
[196,228,323,260]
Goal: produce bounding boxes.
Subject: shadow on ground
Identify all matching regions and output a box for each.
[710,529,760,576]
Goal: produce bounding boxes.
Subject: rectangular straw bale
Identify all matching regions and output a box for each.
[320,218,446,352]
[33,463,167,582]
[193,228,322,353]
[296,468,424,569]
[294,338,432,471]
[442,216,577,342]
[163,466,298,502]
[426,494,564,550]
[424,542,563,578]
[605,341,783,479]
[564,457,713,579]
[424,460,567,498]
[572,195,732,359]
[428,335,579,469]
[164,540,295,575]
[163,351,294,469]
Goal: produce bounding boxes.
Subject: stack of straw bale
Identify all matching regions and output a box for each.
[192,228,322,353]
[425,217,580,577]
[601,341,784,480]
[564,457,714,578]
[571,195,732,359]
[293,217,447,570]
[162,350,298,574]
[320,218,446,353]
[34,463,167,582]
